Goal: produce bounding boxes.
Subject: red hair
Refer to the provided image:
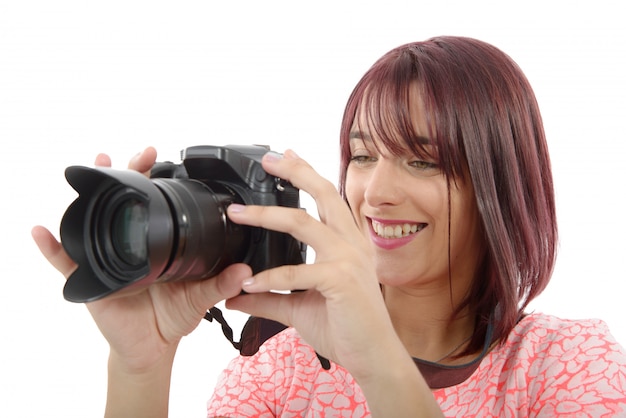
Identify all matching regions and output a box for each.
[338,36,558,353]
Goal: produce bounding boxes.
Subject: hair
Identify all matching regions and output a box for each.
[338,36,558,354]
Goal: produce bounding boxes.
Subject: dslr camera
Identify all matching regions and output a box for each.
[60,144,306,303]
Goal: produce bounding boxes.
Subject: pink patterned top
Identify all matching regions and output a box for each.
[207,313,626,417]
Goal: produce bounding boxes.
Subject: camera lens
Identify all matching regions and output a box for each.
[60,165,253,302]
[110,198,148,266]
[89,186,153,286]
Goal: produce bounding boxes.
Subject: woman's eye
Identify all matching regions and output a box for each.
[349,155,376,164]
[409,160,438,170]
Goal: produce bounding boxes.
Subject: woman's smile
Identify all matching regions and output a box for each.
[368,217,426,250]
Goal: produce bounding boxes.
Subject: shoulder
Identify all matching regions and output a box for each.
[207,328,319,416]
[499,312,626,376]
[436,315,626,416]
[257,326,321,368]
[506,313,625,357]
[208,328,369,417]
[500,313,626,415]
[514,312,615,336]
[217,327,321,381]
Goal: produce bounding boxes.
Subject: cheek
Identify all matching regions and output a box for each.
[344,173,369,233]
[448,189,483,248]
[417,183,448,223]
[344,171,362,209]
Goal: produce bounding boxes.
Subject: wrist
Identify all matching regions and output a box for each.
[109,338,180,375]
[104,344,178,418]
[352,340,443,418]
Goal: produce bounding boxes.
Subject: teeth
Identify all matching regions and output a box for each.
[372,220,424,238]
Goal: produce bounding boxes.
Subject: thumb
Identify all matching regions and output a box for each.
[190,263,252,309]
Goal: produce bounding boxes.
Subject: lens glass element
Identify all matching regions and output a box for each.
[111,198,148,266]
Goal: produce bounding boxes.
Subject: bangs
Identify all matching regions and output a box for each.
[353,82,437,164]
[340,46,466,184]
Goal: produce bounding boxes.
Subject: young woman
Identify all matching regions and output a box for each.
[33,36,626,417]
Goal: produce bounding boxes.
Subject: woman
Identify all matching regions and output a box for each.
[33,36,626,417]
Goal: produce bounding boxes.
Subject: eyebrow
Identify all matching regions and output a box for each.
[349,130,431,145]
[349,130,371,142]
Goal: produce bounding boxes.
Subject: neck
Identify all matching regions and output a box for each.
[383,284,476,364]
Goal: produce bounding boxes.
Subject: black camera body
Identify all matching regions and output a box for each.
[60,144,306,303]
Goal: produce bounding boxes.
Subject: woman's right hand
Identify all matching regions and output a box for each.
[31,147,250,373]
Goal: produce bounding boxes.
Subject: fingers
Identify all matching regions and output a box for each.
[261,150,358,237]
[227,149,368,281]
[228,204,341,258]
[239,260,365,297]
[196,263,252,305]
[94,153,112,167]
[31,226,77,279]
[127,146,157,175]
[226,291,304,327]
[94,147,157,176]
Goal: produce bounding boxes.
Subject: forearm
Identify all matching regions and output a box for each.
[355,345,443,418]
[104,345,178,418]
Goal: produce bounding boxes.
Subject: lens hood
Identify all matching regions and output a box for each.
[61,166,174,302]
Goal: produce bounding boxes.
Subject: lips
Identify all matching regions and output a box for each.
[371,219,426,238]
[368,218,426,250]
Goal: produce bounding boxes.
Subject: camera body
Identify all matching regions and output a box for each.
[60,144,306,303]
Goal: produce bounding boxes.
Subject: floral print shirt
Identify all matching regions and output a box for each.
[207,313,626,417]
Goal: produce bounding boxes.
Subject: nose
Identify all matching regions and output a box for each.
[363,159,405,207]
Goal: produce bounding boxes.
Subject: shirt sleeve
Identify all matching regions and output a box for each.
[206,350,278,418]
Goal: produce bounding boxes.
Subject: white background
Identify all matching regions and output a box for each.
[1,1,625,417]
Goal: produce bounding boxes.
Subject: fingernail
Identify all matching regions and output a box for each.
[263,151,283,163]
[242,277,255,287]
[228,203,245,213]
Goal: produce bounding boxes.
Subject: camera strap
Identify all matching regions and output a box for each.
[204,306,331,370]
[204,307,242,351]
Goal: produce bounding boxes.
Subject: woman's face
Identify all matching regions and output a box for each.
[344,92,484,291]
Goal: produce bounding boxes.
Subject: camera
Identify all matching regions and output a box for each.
[60,144,306,303]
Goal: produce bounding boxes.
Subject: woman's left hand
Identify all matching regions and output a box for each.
[226,149,399,380]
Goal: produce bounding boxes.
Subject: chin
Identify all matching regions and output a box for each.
[375,268,415,287]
